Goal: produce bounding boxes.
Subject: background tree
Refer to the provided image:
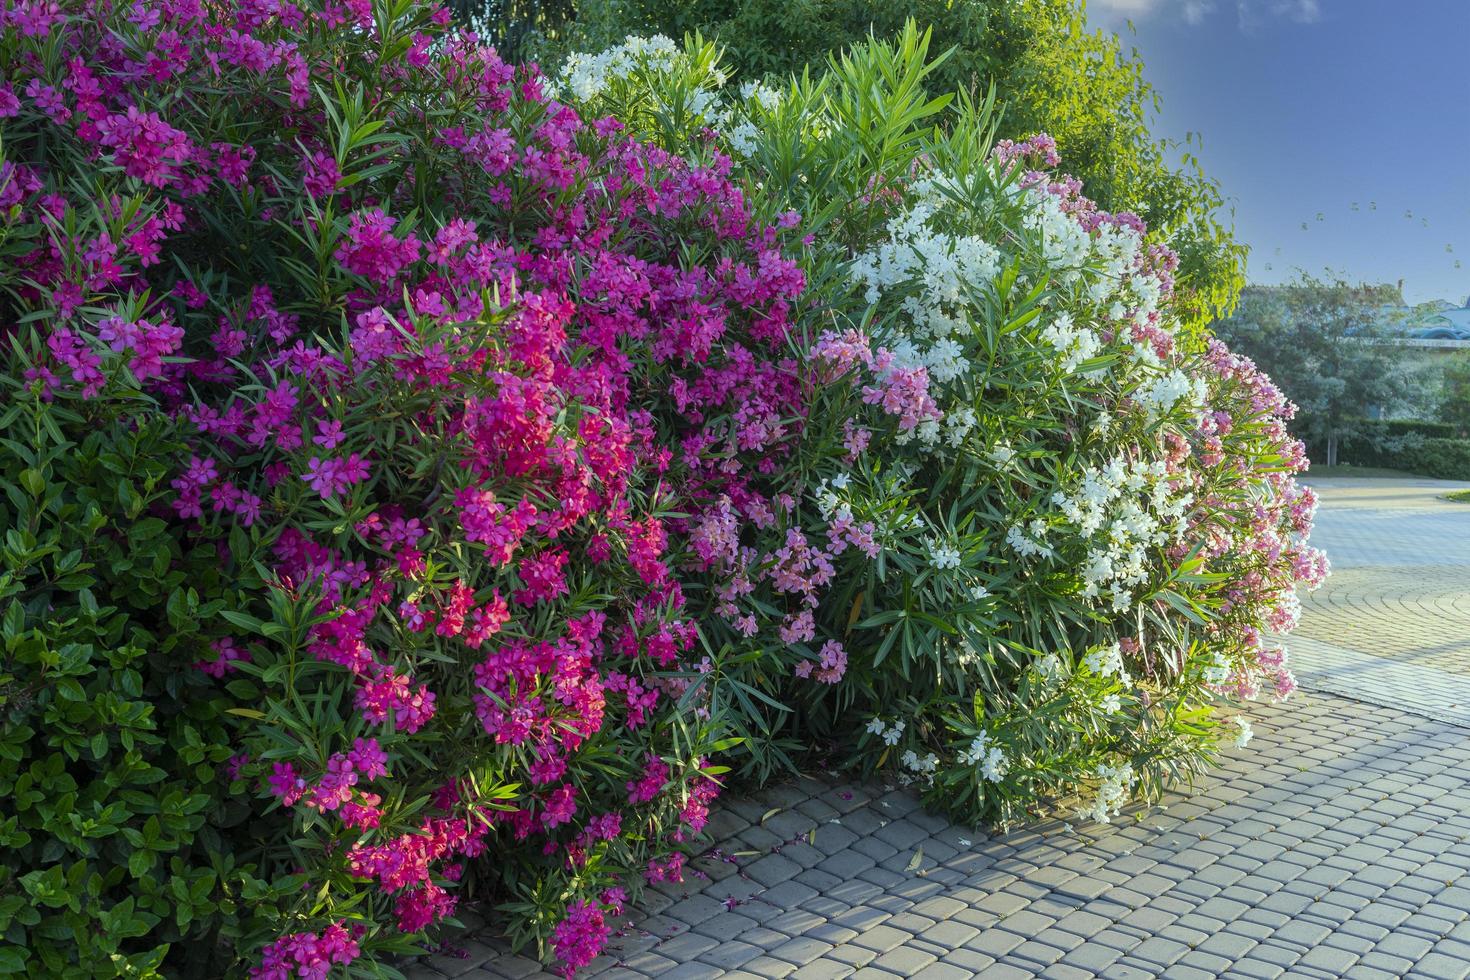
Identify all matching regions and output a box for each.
[1440,352,1470,437]
[458,0,578,55]
[1212,277,1427,466]
[481,0,1248,326]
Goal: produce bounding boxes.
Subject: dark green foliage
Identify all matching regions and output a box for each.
[456,0,578,60]
[1376,418,1459,440]
[1326,425,1470,481]
[0,379,280,976]
[1303,418,1460,458]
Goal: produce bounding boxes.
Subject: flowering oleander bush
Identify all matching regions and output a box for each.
[0,0,809,973]
[3,3,1323,973]
[559,28,1326,823]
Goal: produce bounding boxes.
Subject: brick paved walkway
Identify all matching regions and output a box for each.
[414,478,1470,980]
[1291,477,1470,727]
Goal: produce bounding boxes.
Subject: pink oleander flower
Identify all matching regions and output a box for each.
[336,208,422,280]
[267,762,307,808]
[552,901,609,977]
[96,106,194,187]
[197,636,249,678]
[625,754,669,805]
[252,921,361,980]
[302,454,371,499]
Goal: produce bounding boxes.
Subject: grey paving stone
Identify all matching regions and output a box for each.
[1271,918,1333,949]
[700,941,765,969]
[848,925,911,955]
[786,962,852,980]
[747,853,804,888]
[916,920,980,950]
[970,964,1036,979]
[1359,951,1418,975]
[868,947,937,974]
[1060,942,1124,971]
[817,849,876,879]
[908,964,971,980]
[741,954,800,978]
[693,910,761,941]
[1227,955,1287,979]
[972,929,1028,958]
[1297,944,1361,973]
[1378,931,1438,960]
[651,932,720,962]
[1414,952,1470,980]
[768,937,837,968]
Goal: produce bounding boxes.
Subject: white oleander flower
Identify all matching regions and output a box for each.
[1007,521,1055,560]
[1233,716,1253,748]
[989,444,1017,468]
[555,35,685,101]
[1083,643,1130,685]
[1202,652,1232,685]
[958,731,1009,783]
[739,80,783,111]
[1079,761,1135,824]
[929,539,962,570]
[725,120,760,156]
[1033,653,1065,687]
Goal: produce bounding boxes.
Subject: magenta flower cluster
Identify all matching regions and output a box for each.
[0,0,808,974]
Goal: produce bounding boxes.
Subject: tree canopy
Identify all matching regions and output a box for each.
[1440,352,1470,436]
[475,0,1248,326]
[1211,278,1428,464]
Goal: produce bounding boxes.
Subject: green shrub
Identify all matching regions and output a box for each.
[1302,419,1470,478]
[1439,351,1470,437]
[0,379,286,975]
[1300,417,1457,455]
[559,29,1325,825]
[1379,418,1458,440]
[1341,434,1470,481]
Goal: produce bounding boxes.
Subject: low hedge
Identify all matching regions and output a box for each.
[1340,434,1470,481]
[1380,419,1460,439]
[1304,419,1470,479]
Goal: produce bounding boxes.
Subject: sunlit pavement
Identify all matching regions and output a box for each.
[1292,476,1470,726]
[415,478,1470,980]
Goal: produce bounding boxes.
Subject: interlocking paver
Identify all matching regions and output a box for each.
[1290,478,1470,725]
[413,479,1470,979]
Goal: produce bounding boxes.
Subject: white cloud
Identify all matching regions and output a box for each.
[1183,0,1216,24]
[1091,0,1321,28]
[1237,0,1323,29]
[1089,0,1218,25]
[1090,0,1165,15]
[1271,0,1322,23]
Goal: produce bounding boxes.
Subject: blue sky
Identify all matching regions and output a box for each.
[1086,0,1470,305]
